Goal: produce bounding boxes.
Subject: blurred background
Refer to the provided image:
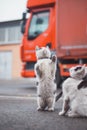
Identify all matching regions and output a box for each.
[0,0,27,79]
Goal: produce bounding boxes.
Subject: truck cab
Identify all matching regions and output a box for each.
[20,0,87,87]
[20,0,56,77]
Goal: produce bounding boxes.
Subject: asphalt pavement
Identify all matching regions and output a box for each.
[0,78,87,130]
[0,78,37,97]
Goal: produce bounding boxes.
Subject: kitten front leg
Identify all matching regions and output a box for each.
[59,98,70,116]
[37,96,46,111]
[36,65,42,78]
[47,97,55,112]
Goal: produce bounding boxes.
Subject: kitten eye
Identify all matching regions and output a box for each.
[75,66,82,71]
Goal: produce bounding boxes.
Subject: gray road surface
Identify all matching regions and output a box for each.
[0,78,87,130]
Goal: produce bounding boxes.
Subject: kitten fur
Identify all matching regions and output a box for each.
[59,64,87,117]
[34,46,57,111]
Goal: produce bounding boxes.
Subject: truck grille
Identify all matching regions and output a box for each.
[25,62,36,70]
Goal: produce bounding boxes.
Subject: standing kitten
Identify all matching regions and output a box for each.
[34,46,57,111]
[59,64,87,117]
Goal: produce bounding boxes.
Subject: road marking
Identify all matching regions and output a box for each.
[0,95,37,100]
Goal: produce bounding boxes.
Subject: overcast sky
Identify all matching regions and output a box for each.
[0,0,27,22]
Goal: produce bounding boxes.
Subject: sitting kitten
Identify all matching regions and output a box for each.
[59,64,87,117]
[34,46,57,111]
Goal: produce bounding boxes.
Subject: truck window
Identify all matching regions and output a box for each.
[28,11,49,40]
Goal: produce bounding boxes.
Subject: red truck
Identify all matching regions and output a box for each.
[20,0,87,87]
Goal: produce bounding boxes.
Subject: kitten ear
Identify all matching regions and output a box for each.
[36,46,39,51]
[46,46,50,50]
[83,64,86,67]
[82,64,86,69]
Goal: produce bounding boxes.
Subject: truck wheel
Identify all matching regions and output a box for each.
[55,65,62,88]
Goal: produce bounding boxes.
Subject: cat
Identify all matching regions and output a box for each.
[34,46,57,111]
[59,64,87,117]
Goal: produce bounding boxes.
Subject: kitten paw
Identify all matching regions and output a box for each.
[48,108,54,112]
[52,55,57,62]
[37,107,44,111]
[59,111,65,116]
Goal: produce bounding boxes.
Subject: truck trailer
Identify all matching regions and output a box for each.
[20,0,87,87]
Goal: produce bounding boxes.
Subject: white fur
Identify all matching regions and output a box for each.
[34,46,57,111]
[35,46,51,60]
[59,65,87,117]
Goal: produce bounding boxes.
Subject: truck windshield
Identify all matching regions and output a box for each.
[28,11,49,40]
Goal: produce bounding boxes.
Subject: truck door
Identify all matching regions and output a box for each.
[27,9,54,50]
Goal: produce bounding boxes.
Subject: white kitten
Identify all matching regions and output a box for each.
[59,64,87,117]
[34,46,57,111]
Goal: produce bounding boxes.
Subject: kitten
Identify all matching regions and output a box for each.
[34,46,57,111]
[59,64,87,117]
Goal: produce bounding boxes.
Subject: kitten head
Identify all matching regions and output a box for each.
[69,64,86,80]
[35,46,51,60]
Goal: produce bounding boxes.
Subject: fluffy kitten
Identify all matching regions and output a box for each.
[59,64,87,117]
[34,46,57,111]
